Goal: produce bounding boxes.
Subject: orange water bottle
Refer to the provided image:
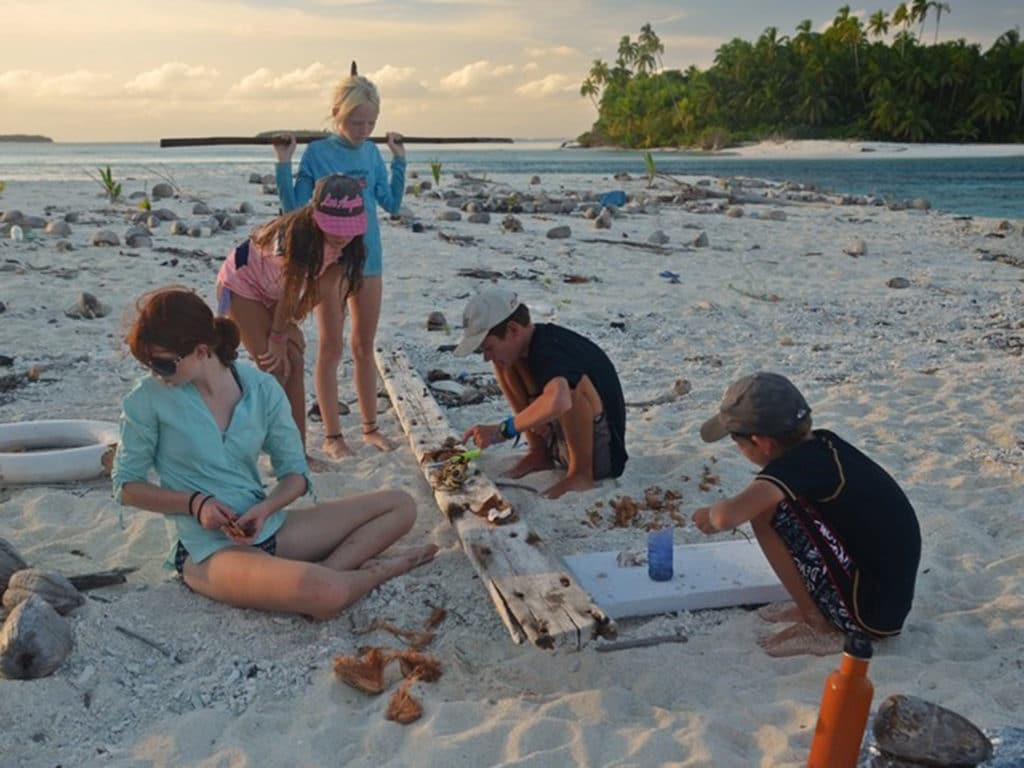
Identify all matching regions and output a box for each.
[807,632,874,768]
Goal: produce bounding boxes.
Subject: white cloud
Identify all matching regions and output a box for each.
[124,62,219,96]
[523,62,540,72]
[439,60,516,92]
[0,68,114,99]
[515,74,578,98]
[367,65,428,98]
[229,63,330,98]
[525,45,577,58]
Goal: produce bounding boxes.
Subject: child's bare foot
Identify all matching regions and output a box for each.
[758,621,843,657]
[322,435,354,460]
[504,450,555,479]
[361,544,439,577]
[757,601,803,624]
[542,474,595,499]
[363,430,396,452]
[306,454,335,473]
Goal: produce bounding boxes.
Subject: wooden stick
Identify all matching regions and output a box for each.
[594,633,688,653]
[160,135,513,148]
[68,567,138,592]
[114,624,182,663]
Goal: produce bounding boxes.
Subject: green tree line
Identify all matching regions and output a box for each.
[578,4,1024,148]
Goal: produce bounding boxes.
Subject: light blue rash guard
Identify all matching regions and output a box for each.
[112,363,312,568]
[275,135,406,277]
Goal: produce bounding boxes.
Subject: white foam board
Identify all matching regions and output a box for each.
[563,539,788,620]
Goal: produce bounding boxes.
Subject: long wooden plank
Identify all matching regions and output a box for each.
[159,135,513,148]
[375,345,609,650]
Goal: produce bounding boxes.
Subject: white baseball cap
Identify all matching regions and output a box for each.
[453,287,522,356]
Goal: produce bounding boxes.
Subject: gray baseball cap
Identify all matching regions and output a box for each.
[453,287,522,356]
[700,372,811,442]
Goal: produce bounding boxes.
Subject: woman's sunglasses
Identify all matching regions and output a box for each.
[146,355,182,378]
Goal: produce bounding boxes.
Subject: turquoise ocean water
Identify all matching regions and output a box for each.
[0,140,1021,219]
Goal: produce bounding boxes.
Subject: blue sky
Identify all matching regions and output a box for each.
[0,0,1018,141]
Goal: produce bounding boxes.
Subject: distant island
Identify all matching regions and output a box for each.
[579,4,1024,149]
[0,134,53,143]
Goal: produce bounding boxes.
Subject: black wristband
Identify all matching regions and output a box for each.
[188,491,202,518]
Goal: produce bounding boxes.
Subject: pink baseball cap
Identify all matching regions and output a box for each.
[312,173,368,238]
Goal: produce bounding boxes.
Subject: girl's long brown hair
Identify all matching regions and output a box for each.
[127,287,240,365]
[251,206,366,320]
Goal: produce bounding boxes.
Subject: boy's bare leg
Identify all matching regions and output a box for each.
[543,376,602,499]
[494,361,555,478]
[749,508,842,657]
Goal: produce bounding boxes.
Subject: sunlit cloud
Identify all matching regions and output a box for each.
[124,62,219,96]
[525,45,577,58]
[439,60,516,92]
[515,73,578,98]
[0,68,115,100]
[367,64,429,97]
[229,63,331,97]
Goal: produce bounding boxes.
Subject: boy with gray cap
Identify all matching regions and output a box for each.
[693,372,921,658]
[456,287,627,498]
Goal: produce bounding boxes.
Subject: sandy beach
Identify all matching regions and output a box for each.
[1,146,1022,767]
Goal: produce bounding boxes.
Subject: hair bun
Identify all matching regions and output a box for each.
[212,315,241,363]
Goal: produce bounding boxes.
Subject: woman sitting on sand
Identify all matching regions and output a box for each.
[112,287,436,618]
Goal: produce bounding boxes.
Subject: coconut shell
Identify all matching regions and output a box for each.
[0,594,74,679]
[872,694,994,767]
[2,569,85,615]
[0,538,29,594]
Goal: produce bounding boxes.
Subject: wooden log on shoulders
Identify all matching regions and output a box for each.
[375,345,610,651]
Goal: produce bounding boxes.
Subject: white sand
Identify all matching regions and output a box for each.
[1,153,1022,766]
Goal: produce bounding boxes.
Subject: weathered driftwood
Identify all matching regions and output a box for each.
[3,569,85,615]
[594,633,689,653]
[0,538,28,593]
[375,345,610,650]
[159,135,513,148]
[68,567,138,592]
[0,594,73,679]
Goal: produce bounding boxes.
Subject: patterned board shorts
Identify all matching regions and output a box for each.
[771,499,863,637]
[174,535,278,575]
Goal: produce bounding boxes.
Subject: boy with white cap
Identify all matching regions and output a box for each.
[456,287,627,498]
[693,372,921,657]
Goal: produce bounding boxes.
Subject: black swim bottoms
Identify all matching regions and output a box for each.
[548,412,613,480]
[174,535,278,576]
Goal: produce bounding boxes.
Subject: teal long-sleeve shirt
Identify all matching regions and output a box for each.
[275,135,406,276]
[112,363,312,568]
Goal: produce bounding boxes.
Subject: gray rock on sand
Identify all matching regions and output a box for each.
[648,230,670,245]
[547,225,571,240]
[238,202,255,214]
[193,202,212,215]
[426,311,447,331]
[24,215,47,229]
[726,206,744,218]
[530,175,541,185]
[151,182,175,200]
[170,221,189,235]
[692,231,709,248]
[843,238,867,257]
[146,214,162,229]
[91,229,120,247]
[63,212,80,223]
[911,198,931,211]
[501,216,523,233]
[887,277,911,289]
[581,205,600,219]
[594,209,612,229]
[56,241,74,253]
[0,595,74,680]
[438,211,461,222]
[764,209,787,221]
[248,173,263,184]
[467,212,491,224]
[125,225,152,248]
[152,208,178,221]
[1,210,25,226]
[45,221,72,236]
[64,292,110,320]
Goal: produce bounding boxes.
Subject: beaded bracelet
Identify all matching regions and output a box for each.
[268,331,288,344]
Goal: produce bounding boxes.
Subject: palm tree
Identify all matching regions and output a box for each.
[910,0,930,41]
[616,35,639,71]
[638,23,665,71]
[892,3,912,55]
[868,10,889,40]
[931,2,951,45]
